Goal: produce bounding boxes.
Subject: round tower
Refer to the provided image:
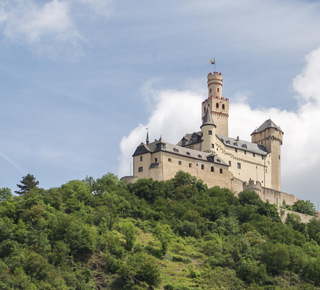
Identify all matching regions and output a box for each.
[207,71,223,98]
[202,72,229,137]
[201,107,216,153]
[251,119,284,191]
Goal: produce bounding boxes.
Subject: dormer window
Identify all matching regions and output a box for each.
[226,140,230,144]
[198,154,202,158]
[173,148,179,153]
[234,142,238,146]
[242,144,247,149]
[186,152,190,155]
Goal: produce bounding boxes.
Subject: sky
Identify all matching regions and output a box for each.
[1,0,320,206]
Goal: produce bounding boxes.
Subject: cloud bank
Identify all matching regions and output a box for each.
[0,0,112,57]
[119,47,320,202]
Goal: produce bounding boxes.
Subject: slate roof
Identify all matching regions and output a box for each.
[133,138,228,166]
[201,107,216,128]
[177,131,202,147]
[251,119,283,135]
[216,135,269,156]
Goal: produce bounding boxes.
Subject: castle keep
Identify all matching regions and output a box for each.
[129,71,298,206]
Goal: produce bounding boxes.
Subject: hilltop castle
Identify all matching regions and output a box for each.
[128,72,298,206]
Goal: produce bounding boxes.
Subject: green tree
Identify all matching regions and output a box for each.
[154,224,174,256]
[15,174,39,195]
[118,221,137,251]
[0,188,13,201]
[292,200,315,216]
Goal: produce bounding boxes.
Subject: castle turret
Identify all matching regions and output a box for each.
[201,107,216,153]
[202,72,229,136]
[251,119,284,191]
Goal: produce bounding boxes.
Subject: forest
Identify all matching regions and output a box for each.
[1,171,320,289]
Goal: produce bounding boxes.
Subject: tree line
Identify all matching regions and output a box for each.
[0,171,319,289]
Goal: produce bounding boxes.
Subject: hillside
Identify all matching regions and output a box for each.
[1,171,320,289]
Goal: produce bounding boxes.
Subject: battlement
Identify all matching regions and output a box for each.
[208,71,223,77]
[243,180,262,195]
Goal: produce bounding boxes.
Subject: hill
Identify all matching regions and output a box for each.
[1,171,320,289]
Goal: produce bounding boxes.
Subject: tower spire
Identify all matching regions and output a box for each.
[146,128,149,145]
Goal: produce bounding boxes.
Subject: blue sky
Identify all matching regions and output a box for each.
[1,0,320,206]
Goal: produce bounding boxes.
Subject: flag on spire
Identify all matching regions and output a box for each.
[209,58,215,65]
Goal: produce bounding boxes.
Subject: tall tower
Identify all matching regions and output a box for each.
[251,119,284,191]
[201,107,216,153]
[202,72,229,136]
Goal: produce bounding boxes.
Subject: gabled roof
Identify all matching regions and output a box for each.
[177,131,202,147]
[251,119,283,135]
[216,135,269,156]
[133,138,228,166]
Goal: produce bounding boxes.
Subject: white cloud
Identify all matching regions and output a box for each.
[118,47,320,202]
[0,1,76,41]
[0,0,113,58]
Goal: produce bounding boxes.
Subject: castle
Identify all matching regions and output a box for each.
[127,71,298,206]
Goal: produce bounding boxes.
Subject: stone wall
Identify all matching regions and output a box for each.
[278,208,317,223]
[243,180,298,206]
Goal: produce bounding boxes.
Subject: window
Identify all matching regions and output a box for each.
[210,88,212,93]
[173,148,179,153]
[220,168,223,174]
[201,164,204,170]
[140,156,143,161]
[168,158,172,162]
[229,161,231,167]
[178,161,182,165]
[208,130,212,135]
[217,88,220,92]
[186,152,190,155]
[222,104,225,109]
[198,154,202,158]
[211,144,214,148]
[237,162,241,169]
[244,151,247,154]
[211,166,214,172]
[138,167,143,172]
[154,158,158,162]
[235,149,238,153]
[253,153,255,157]
[189,163,192,168]
[216,103,219,108]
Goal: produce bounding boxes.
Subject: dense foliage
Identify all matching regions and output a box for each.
[0,171,320,289]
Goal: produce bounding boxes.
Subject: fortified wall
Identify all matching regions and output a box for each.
[243,179,298,206]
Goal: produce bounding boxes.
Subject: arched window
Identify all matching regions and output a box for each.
[216,103,219,109]
[222,104,225,110]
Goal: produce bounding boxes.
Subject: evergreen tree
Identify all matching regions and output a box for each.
[15,174,39,195]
